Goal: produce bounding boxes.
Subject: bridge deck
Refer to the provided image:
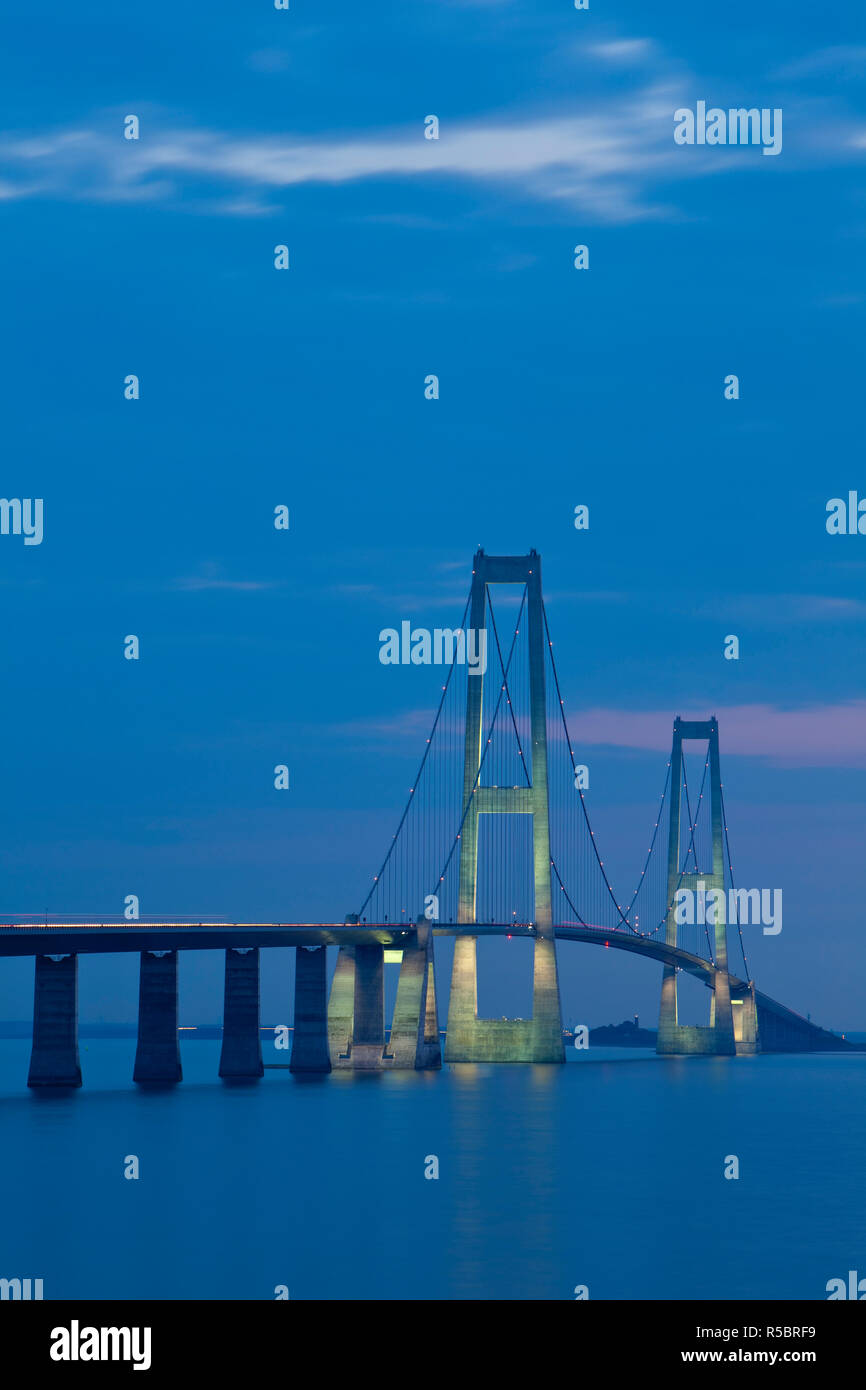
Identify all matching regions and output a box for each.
[0,920,706,968]
[0,923,409,955]
[0,920,850,1050]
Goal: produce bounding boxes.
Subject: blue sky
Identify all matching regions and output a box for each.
[0,1,864,1029]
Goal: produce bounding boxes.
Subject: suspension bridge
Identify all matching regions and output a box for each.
[0,550,850,1086]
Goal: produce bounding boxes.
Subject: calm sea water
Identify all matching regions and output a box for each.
[1,1041,864,1301]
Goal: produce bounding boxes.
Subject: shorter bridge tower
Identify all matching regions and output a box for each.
[657,717,739,1056]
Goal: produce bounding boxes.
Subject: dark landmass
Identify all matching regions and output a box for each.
[587,1020,657,1048]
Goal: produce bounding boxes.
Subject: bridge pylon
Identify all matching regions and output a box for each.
[657,717,737,1057]
[327,916,441,1069]
[444,550,564,1063]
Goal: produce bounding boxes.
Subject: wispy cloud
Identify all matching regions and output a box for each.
[775,45,866,80]
[328,580,469,611]
[589,38,657,65]
[246,49,292,74]
[330,709,437,746]
[169,563,279,593]
[703,592,866,624]
[0,77,834,224]
[565,702,866,767]
[333,700,866,767]
[544,590,866,625]
[2,29,863,224]
[0,96,688,221]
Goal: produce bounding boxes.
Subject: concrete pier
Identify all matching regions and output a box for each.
[27,954,82,1088]
[346,943,385,1069]
[133,950,182,1084]
[733,982,759,1056]
[329,920,441,1070]
[328,944,356,1061]
[385,920,441,1069]
[290,946,331,1072]
[424,955,439,1049]
[219,947,263,1079]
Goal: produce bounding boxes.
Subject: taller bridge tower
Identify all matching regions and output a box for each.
[444,550,565,1063]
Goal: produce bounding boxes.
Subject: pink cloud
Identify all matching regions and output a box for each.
[329,701,866,768]
[566,702,866,767]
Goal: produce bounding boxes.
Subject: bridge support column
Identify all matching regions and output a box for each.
[384,920,441,1069]
[290,946,331,1072]
[445,934,478,1059]
[330,921,439,1070]
[27,954,82,1088]
[133,950,182,1084]
[328,914,359,1063]
[328,946,355,1061]
[656,718,736,1058]
[219,948,263,1079]
[657,964,679,1053]
[531,934,566,1059]
[733,982,759,1055]
[425,951,439,1049]
[343,943,385,1069]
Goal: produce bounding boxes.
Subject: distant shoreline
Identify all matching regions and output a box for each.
[2,1021,864,1045]
[0,1023,248,1040]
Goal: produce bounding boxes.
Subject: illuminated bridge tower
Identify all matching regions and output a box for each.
[657,717,738,1056]
[444,551,564,1064]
